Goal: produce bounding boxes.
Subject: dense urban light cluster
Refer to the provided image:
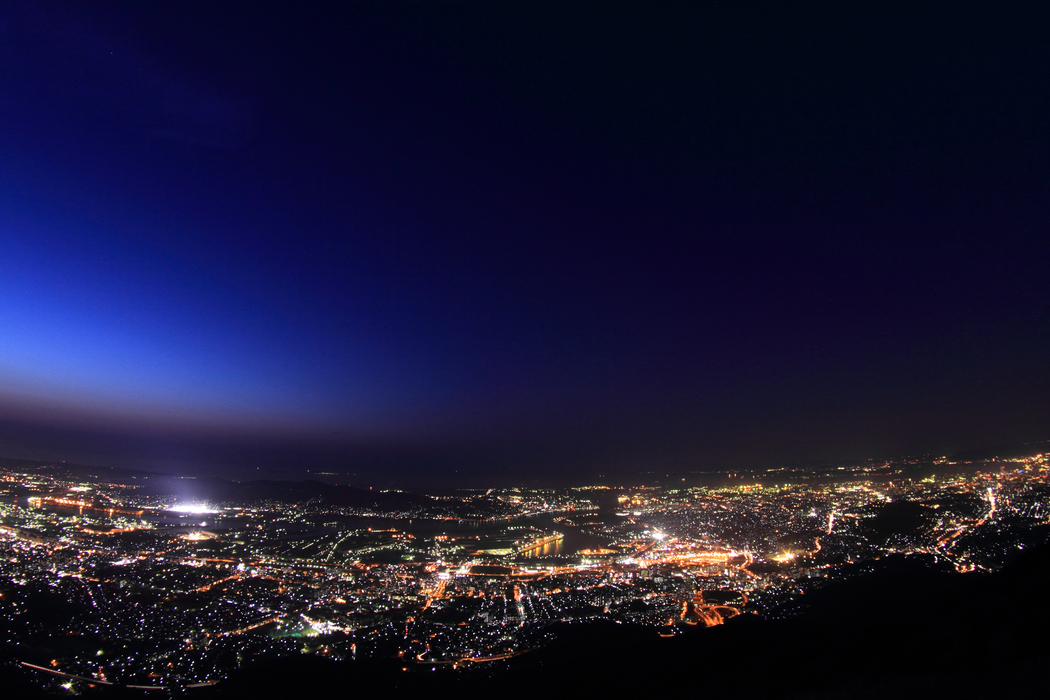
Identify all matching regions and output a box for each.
[1,451,1048,693]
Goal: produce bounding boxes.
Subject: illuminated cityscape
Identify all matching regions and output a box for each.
[1,3,1048,698]
[2,447,1048,694]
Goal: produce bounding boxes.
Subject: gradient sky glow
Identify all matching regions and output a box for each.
[1,2,1048,485]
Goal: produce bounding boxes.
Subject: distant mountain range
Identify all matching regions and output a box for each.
[0,457,490,517]
[145,476,438,512]
[947,440,1050,462]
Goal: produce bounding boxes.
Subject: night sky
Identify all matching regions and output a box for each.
[0,2,1047,486]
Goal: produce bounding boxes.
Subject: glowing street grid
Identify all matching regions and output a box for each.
[1,451,1048,691]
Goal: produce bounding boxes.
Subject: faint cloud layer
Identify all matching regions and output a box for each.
[0,2,253,147]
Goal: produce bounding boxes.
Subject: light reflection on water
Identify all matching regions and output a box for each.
[518,539,564,558]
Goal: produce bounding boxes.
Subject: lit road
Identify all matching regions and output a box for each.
[934,484,1001,570]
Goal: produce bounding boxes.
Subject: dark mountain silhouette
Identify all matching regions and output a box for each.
[949,440,1050,462]
[0,456,469,515]
[150,476,436,512]
[0,456,160,482]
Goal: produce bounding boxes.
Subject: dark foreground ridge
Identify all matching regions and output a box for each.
[126,543,1049,700]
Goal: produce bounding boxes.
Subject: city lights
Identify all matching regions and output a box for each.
[1,450,1048,691]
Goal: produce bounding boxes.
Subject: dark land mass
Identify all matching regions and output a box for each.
[0,456,161,482]
[16,542,1031,700]
[949,440,1050,463]
[0,456,508,518]
[143,476,437,512]
[143,477,516,519]
[862,499,935,545]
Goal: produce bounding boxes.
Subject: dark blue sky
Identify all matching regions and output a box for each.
[1,2,1047,485]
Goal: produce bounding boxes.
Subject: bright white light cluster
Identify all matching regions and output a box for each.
[168,504,218,514]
